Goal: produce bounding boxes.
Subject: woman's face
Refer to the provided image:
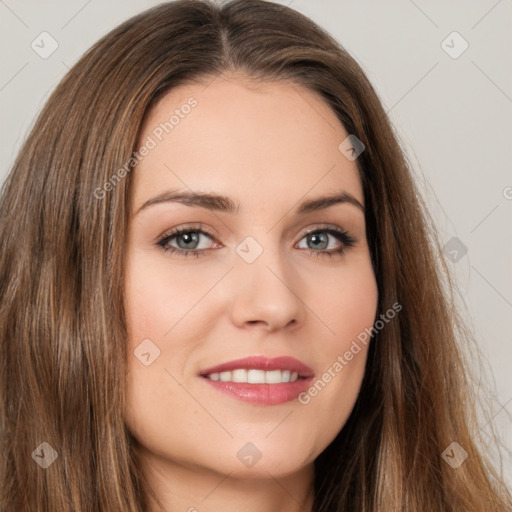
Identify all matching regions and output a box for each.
[123,73,378,480]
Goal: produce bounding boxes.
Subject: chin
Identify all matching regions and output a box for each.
[205,443,314,479]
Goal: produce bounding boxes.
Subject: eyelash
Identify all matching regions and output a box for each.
[156,225,357,258]
[156,223,357,260]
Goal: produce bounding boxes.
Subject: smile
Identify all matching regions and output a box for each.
[205,369,300,383]
[199,356,314,405]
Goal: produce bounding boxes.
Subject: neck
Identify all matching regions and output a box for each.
[141,451,316,512]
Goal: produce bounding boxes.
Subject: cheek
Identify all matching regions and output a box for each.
[124,248,211,343]
[313,255,378,348]
[122,250,217,454]
[297,259,378,443]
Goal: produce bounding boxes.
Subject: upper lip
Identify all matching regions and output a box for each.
[199,356,314,378]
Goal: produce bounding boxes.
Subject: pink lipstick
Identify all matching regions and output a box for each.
[199,356,314,405]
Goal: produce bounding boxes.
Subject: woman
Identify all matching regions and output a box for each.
[0,1,510,511]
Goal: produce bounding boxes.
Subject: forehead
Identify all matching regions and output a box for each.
[132,73,363,211]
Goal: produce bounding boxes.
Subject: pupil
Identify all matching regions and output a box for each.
[310,233,327,250]
[178,232,199,249]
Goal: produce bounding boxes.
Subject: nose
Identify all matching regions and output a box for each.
[227,245,306,332]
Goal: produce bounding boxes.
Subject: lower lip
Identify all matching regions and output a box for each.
[200,376,314,405]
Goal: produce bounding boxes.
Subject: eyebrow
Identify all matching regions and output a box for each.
[135,189,365,216]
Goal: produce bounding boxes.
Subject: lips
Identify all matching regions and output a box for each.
[198,356,315,406]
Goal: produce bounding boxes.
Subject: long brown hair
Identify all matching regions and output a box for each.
[1,1,510,510]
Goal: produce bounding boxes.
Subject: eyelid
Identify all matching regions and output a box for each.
[299,223,347,236]
[156,222,214,242]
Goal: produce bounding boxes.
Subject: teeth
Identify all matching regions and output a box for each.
[248,369,265,384]
[219,371,231,382]
[264,370,282,384]
[205,369,300,384]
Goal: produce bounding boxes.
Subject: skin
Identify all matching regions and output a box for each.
[123,72,378,512]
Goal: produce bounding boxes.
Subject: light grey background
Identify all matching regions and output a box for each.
[1,0,511,485]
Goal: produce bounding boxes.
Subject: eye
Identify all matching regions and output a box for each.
[156,224,215,258]
[296,226,357,259]
[156,224,357,258]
